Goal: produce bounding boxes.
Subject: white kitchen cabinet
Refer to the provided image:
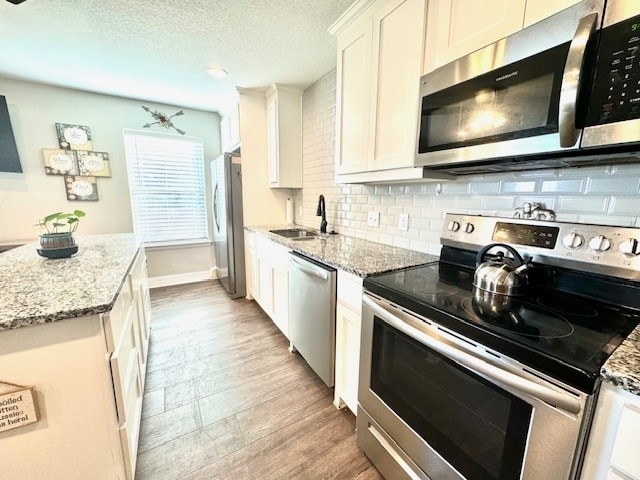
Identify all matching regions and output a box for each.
[581,382,640,480]
[332,0,442,183]
[265,84,303,189]
[1,247,150,480]
[523,0,582,28]
[253,234,291,338]
[220,103,240,152]
[335,19,373,175]
[428,0,526,71]
[369,0,427,171]
[334,269,364,415]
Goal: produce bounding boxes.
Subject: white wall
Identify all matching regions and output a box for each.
[293,69,640,255]
[237,88,290,227]
[0,77,221,277]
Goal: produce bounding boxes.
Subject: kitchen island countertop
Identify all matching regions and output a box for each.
[0,233,141,332]
[245,225,437,277]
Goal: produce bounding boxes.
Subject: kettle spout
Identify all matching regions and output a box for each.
[514,258,532,275]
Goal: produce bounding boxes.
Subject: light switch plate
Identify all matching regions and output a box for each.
[367,211,380,227]
[399,213,409,231]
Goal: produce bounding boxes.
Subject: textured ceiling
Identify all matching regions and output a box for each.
[0,0,353,113]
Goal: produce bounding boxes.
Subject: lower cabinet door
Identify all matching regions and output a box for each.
[118,352,144,479]
[335,301,362,414]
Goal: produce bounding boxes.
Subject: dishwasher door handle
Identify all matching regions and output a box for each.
[290,256,329,280]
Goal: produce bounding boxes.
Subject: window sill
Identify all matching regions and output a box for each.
[144,239,212,250]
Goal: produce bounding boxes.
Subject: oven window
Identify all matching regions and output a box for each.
[371,318,532,480]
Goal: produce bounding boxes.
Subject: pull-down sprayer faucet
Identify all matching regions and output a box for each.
[316,195,327,233]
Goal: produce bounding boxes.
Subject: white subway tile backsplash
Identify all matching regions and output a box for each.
[500,181,537,193]
[541,179,583,193]
[609,197,640,215]
[586,177,640,194]
[293,68,640,254]
[558,196,608,213]
[470,181,500,194]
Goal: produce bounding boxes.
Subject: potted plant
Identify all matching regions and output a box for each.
[34,210,85,258]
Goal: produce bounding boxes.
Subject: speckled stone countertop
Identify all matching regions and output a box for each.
[0,233,141,332]
[245,225,437,277]
[602,325,640,396]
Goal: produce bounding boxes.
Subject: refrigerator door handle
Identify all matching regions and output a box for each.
[213,183,220,232]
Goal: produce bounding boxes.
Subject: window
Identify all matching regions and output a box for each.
[123,130,208,245]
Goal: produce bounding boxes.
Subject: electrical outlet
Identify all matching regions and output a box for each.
[399,213,410,232]
[298,206,303,216]
[367,211,380,227]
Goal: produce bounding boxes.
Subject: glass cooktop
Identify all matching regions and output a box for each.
[364,262,640,393]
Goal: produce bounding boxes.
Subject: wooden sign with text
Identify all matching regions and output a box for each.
[0,382,38,433]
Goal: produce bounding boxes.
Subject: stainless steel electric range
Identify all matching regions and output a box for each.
[358,213,640,480]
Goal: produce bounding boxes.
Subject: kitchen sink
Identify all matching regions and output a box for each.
[269,228,319,239]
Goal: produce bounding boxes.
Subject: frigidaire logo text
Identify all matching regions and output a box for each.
[496,71,518,82]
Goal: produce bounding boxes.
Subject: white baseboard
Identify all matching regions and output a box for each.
[148,270,214,289]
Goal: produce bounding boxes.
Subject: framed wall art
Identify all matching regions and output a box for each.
[56,123,93,151]
[42,149,78,175]
[76,151,111,177]
[64,175,99,201]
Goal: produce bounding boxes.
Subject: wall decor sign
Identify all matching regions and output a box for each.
[76,151,111,177]
[64,175,99,201]
[0,381,39,434]
[41,149,78,175]
[55,123,93,150]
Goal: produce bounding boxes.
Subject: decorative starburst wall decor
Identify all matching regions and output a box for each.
[141,105,186,135]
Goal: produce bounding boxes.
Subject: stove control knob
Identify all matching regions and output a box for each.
[619,238,640,256]
[588,235,611,253]
[462,222,474,234]
[562,233,584,250]
[448,221,460,232]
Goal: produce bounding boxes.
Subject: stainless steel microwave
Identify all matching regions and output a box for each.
[416,0,640,174]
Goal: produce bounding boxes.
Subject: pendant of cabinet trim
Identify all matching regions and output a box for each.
[266,84,303,189]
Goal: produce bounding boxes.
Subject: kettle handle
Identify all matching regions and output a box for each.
[476,243,526,267]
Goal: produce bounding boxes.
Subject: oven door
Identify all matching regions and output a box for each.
[358,293,591,480]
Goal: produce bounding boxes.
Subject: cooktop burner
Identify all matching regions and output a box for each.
[364,261,640,392]
[459,296,575,339]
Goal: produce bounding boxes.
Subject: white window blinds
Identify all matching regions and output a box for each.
[123,130,208,245]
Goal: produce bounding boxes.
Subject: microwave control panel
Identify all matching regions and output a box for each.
[586,14,640,126]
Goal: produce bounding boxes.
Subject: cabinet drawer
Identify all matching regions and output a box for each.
[256,235,290,266]
[129,249,146,296]
[103,287,128,353]
[337,269,364,313]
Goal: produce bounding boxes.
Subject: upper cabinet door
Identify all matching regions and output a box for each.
[335,20,373,175]
[431,0,526,70]
[369,0,427,171]
[523,0,582,28]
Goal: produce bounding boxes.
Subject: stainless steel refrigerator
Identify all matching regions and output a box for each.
[211,152,246,298]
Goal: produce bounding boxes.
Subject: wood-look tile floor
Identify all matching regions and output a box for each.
[136,281,383,480]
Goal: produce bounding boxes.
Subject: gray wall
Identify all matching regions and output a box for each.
[0,77,221,277]
[293,69,640,255]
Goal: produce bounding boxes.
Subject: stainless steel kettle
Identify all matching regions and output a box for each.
[473,243,531,296]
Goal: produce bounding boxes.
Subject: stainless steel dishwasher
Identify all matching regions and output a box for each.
[289,251,336,387]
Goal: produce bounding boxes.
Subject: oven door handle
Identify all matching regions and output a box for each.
[558,11,598,148]
[363,295,582,415]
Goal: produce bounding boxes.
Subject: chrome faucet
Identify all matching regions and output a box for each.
[316,194,327,233]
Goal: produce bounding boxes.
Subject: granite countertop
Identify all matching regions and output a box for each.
[0,233,141,332]
[245,224,437,277]
[602,325,640,396]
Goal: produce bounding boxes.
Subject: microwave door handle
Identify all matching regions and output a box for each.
[559,12,598,147]
[363,294,582,415]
